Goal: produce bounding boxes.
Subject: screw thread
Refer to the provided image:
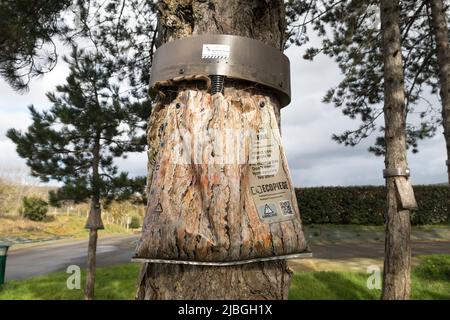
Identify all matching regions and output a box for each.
[210,75,225,95]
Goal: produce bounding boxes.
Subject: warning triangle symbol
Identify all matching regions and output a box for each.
[264,204,274,215]
[155,203,163,213]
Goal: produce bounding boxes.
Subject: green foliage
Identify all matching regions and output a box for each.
[286,0,443,155]
[22,196,48,221]
[0,0,72,91]
[296,185,449,225]
[129,215,141,229]
[0,0,158,99]
[2,1,444,155]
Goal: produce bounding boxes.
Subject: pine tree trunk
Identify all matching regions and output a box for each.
[380,0,412,300]
[85,228,98,300]
[85,134,104,300]
[85,195,103,300]
[429,0,450,222]
[136,0,295,300]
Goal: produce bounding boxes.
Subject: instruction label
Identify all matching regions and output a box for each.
[202,44,230,59]
[249,126,297,223]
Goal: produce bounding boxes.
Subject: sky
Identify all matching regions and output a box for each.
[0,41,447,187]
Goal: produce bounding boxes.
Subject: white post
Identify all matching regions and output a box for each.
[126,216,131,232]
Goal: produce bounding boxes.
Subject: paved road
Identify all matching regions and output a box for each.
[5,236,450,280]
[6,235,139,280]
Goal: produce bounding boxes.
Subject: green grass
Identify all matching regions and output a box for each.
[0,264,141,300]
[0,255,449,300]
[289,254,450,300]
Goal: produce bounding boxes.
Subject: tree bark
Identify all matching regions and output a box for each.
[380,0,412,300]
[136,0,297,300]
[85,132,104,300]
[85,228,98,300]
[429,0,450,221]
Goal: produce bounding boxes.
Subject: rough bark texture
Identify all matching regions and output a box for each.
[136,260,291,300]
[380,0,412,300]
[85,229,98,300]
[84,133,103,300]
[135,88,307,262]
[154,0,286,49]
[136,0,298,300]
[429,0,450,220]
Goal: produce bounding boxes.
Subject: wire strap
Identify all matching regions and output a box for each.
[132,251,313,266]
[383,167,410,178]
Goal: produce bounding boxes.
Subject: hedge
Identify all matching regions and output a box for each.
[295,185,449,225]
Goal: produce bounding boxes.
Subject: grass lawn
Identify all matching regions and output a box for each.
[289,255,450,299]
[0,255,449,300]
[0,264,140,300]
[0,215,129,244]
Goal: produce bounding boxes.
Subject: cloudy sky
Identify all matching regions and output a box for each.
[0,41,447,187]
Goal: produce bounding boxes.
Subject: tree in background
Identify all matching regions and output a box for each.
[0,0,72,91]
[380,0,413,299]
[7,46,150,299]
[287,0,446,154]
[290,0,450,299]
[429,0,450,216]
[286,0,450,216]
[0,0,159,100]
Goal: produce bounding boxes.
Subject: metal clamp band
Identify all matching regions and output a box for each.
[150,34,291,107]
[383,167,411,178]
[131,251,313,266]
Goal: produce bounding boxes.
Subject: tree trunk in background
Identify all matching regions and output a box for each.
[84,134,104,300]
[84,194,103,300]
[380,0,412,300]
[85,228,98,300]
[429,0,450,222]
[136,0,293,300]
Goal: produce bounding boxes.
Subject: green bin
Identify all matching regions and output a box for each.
[0,244,10,285]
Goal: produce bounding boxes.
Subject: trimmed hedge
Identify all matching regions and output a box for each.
[295,185,449,225]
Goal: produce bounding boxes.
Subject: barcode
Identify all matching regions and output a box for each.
[279,200,293,215]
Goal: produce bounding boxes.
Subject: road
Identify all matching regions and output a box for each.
[6,235,138,280]
[5,236,450,280]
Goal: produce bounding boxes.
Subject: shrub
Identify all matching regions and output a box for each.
[22,196,48,221]
[296,185,449,225]
[129,215,141,229]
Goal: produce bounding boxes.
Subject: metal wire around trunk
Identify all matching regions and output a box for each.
[131,251,313,266]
